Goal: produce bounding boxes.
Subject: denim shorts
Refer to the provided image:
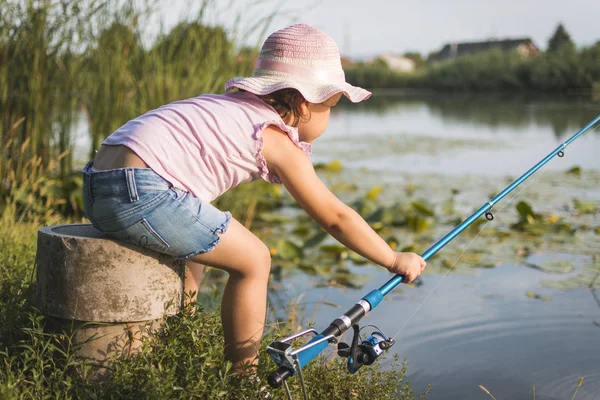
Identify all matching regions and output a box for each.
[82,161,231,259]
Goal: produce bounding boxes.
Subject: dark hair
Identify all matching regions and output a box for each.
[258,88,307,127]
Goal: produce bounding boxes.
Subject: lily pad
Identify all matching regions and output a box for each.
[314,159,342,172]
[366,185,383,200]
[274,239,303,260]
[298,264,330,275]
[526,291,551,301]
[304,230,328,248]
[366,207,386,224]
[348,251,369,265]
[573,199,598,214]
[539,279,580,291]
[516,201,540,222]
[533,260,575,274]
[411,200,435,217]
[328,272,371,289]
[565,166,581,176]
[258,212,289,223]
[292,225,311,237]
[319,244,346,255]
[330,180,359,192]
[406,215,430,233]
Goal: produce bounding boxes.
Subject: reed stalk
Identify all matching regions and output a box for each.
[1,0,266,218]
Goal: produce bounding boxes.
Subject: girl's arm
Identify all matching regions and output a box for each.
[261,127,425,282]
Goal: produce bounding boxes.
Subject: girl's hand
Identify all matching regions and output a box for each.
[388,252,426,283]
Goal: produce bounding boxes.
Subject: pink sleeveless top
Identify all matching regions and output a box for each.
[103,91,312,202]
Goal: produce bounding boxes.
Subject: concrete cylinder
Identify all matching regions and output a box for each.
[35,223,185,367]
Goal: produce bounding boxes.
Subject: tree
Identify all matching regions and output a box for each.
[548,23,575,52]
[403,51,425,68]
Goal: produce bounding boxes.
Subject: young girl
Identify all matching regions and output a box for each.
[82,24,426,372]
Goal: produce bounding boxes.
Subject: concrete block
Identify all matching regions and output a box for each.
[35,223,185,369]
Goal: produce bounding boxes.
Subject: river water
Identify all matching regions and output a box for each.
[273,93,600,400]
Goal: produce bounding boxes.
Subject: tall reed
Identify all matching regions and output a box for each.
[1,0,262,217]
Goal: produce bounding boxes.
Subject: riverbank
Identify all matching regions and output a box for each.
[0,208,423,399]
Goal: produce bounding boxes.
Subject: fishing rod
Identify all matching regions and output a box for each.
[266,115,600,398]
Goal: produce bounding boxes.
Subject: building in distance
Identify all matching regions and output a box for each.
[429,38,540,62]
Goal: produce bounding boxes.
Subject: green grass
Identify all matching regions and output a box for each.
[0,209,425,399]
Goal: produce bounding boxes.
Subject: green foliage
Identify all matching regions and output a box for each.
[422,46,597,92]
[0,148,71,223]
[1,0,259,218]
[425,49,527,91]
[547,23,575,53]
[565,166,581,176]
[0,218,421,399]
[510,201,574,235]
[516,201,540,223]
[0,0,93,212]
[80,13,251,161]
[214,180,286,230]
[314,159,343,173]
[0,217,39,347]
[593,81,600,103]
[371,56,391,69]
[403,52,426,68]
[345,34,600,93]
[273,239,303,260]
[345,65,424,89]
[525,46,588,91]
[572,199,599,214]
[588,42,600,102]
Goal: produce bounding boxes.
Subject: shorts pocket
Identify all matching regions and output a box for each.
[169,187,188,201]
[104,218,171,254]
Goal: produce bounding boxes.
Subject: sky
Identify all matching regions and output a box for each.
[161,0,600,59]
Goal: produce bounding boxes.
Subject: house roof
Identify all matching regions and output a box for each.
[430,38,538,60]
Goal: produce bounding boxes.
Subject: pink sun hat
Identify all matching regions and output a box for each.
[224,24,371,103]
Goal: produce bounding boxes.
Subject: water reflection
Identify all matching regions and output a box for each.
[321,93,600,177]
[334,92,599,139]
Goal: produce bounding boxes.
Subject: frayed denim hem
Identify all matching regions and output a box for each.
[178,211,232,260]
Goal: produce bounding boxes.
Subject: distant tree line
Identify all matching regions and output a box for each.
[345,24,600,95]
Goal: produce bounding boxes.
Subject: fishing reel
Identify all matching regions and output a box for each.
[337,324,395,374]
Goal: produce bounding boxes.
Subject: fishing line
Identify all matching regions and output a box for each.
[590,266,600,311]
[266,116,600,392]
[391,156,551,341]
[390,121,600,339]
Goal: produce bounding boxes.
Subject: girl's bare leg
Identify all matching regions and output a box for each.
[184,260,205,304]
[189,218,271,371]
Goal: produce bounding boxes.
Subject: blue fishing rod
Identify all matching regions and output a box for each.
[267,115,600,396]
